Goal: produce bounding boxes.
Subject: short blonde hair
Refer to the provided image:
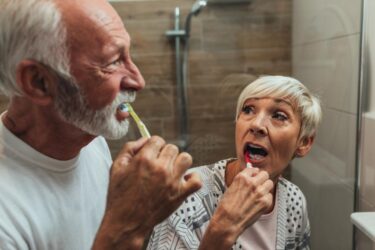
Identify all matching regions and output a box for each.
[235,75,322,139]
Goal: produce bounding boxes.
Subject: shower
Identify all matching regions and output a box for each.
[166,0,207,150]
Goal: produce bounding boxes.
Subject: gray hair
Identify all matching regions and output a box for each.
[0,0,71,97]
[235,75,322,139]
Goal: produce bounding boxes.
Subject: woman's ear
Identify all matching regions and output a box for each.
[295,135,315,158]
[15,60,54,106]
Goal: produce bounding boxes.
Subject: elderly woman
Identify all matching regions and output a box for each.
[147,75,322,250]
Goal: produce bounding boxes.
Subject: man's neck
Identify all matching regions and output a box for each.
[3,98,95,160]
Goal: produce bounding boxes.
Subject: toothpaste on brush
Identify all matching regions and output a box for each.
[245,152,253,168]
[119,103,151,138]
[246,161,252,168]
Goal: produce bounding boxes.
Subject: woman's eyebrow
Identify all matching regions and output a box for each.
[274,98,292,106]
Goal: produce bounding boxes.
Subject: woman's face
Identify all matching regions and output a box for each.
[235,97,312,181]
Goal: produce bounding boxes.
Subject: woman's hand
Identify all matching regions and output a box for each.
[93,136,202,250]
[200,168,273,250]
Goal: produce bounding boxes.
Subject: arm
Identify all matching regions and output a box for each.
[199,168,273,250]
[92,136,202,250]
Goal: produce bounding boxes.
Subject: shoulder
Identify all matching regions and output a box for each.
[278,178,307,205]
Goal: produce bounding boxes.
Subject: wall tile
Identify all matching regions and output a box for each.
[293,0,361,46]
[313,107,357,184]
[292,34,360,114]
[292,155,355,250]
[292,1,361,249]
[360,112,375,208]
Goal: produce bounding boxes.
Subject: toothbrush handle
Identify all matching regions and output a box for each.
[138,122,151,138]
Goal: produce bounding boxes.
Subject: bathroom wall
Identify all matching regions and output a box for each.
[109,0,292,165]
[291,0,362,249]
[357,0,375,249]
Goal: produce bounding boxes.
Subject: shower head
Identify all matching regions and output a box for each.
[190,0,207,16]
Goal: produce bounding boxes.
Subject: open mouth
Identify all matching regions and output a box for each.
[244,143,268,161]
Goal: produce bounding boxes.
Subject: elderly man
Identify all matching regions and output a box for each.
[0,0,202,249]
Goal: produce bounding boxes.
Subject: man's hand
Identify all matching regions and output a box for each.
[93,136,202,250]
[200,168,273,250]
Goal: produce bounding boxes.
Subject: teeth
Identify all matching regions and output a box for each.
[249,152,264,160]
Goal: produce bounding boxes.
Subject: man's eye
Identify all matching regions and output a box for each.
[273,112,288,121]
[110,58,123,66]
[242,105,253,114]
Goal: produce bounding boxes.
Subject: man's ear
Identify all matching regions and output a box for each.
[15,60,54,105]
[295,135,315,158]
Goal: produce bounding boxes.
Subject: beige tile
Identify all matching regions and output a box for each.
[364,0,375,113]
[360,113,375,208]
[313,107,357,182]
[293,0,361,46]
[291,159,355,250]
[293,34,360,114]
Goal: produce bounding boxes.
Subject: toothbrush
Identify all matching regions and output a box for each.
[119,103,151,138]
[245,152,253,168]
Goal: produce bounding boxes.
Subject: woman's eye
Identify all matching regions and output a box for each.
[273,112,288,121]
[242,105,253,114]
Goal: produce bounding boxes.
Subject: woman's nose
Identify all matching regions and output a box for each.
[249,114,268,136]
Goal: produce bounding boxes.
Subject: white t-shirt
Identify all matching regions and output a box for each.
[0,119,112,250]
[239,189,278,250]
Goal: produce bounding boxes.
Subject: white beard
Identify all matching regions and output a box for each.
[54,77,135,139]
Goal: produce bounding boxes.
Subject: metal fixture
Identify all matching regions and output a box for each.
[166,0,207,150]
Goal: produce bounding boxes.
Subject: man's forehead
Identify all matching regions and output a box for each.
[56,0,122,28]
[56,0,129,62]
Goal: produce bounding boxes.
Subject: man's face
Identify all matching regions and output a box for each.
[55,0,145,139]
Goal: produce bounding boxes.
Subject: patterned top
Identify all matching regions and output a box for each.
[147,159,310,250]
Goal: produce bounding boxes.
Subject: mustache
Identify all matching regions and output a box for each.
[112,91,136,108]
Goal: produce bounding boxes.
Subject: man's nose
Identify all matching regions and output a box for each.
[120,59,145,91]
[249,114,268,137]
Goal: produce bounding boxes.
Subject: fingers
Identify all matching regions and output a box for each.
[138,136,166,159]
[117,137,149,160]
[176,172,202,202]
[173,152,193,178]
[158,144,179,169]
[238,168,270,187]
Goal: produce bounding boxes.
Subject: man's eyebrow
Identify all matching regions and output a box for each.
[104,43,125,59]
